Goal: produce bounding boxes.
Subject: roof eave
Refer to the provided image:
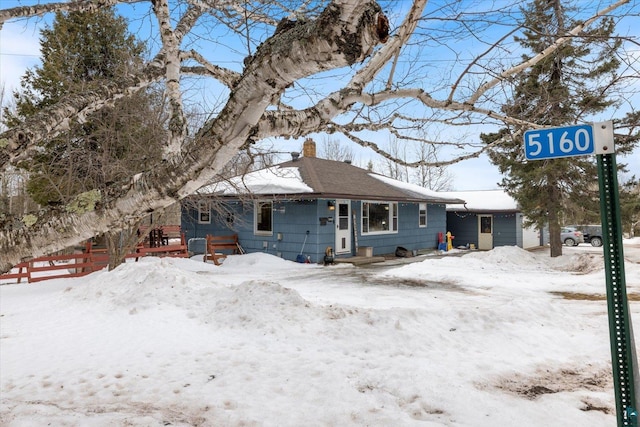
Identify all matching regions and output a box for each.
[446,208,520,213]
[190,192,462,204]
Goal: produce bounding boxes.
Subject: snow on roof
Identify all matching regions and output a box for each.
[443,189,519,212]
[198,166,313,195]
[196,159,462,203]
[369,174,463,203]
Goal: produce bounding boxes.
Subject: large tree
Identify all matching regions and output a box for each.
[620,176,640,237]
[484,0,638,257]
[0,0,638,272]
[3,7,167,268]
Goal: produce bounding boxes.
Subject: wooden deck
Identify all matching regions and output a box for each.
[1,225,189,284]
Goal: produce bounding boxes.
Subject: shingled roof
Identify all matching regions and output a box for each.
[200,154,464,204]
[284,157,462,203]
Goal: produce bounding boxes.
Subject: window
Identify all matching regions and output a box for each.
[419,203,427,228]
[480,216,492,234]
[254,201,273,235]
[198,201,211,224]
[361,201,398,234]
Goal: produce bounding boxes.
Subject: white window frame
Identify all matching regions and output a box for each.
[254,200,273,236]
[361,201,398,235]
[198,200,211,224]
[419,203,427,228]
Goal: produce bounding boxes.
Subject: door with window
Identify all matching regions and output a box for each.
[335,200,351,254]
[478,215,493,250]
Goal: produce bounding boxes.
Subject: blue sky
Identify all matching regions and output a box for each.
[1,0,638,191]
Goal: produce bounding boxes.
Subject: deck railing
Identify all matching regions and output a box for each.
[0,226,189,284]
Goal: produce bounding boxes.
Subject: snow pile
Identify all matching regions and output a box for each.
[377,246,612,295]
[549,252,605,274]
[1,244,639,426]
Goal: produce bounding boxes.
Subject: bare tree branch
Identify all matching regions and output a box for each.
[1,66,164,167]
[0,0,144,28]
[180,50,242,88]
[468,0,632,105]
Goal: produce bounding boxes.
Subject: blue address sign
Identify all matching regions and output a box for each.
[523,124,595,161]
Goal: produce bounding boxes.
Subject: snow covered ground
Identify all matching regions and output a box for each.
[1,239,639,426]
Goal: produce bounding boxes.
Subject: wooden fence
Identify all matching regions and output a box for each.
[1,226,189,284]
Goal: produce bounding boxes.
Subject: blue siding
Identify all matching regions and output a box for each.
[355,202,446,255]
[515,213,524,247]
[183,199,336,264]
[493,214,518,247]
[446,212,478,248]
[446,211,522,249]
[183,199,448,263]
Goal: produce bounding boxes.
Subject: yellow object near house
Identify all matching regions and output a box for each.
[446,231,454,251]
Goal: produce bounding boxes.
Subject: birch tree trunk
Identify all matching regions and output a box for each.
[105,223,142,271]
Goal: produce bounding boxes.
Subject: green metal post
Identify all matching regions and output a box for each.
[597,152,638,427]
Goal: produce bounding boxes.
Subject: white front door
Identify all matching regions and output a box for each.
[335,199,351,254]
[478,215,493,250]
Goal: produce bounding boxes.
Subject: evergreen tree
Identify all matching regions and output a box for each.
[5,8,165,206]
[483,0,634,257]
[6,8,144,124]
[620,176,640,237]
[3,8,166,267]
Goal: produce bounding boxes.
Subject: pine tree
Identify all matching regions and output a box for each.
[3,8,166,267]
[5,8,165,206]
[620,177,640,237]
[484,0,631,257]
[6,9,143,123]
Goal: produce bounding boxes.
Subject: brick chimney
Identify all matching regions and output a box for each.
[302,139,316,158]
